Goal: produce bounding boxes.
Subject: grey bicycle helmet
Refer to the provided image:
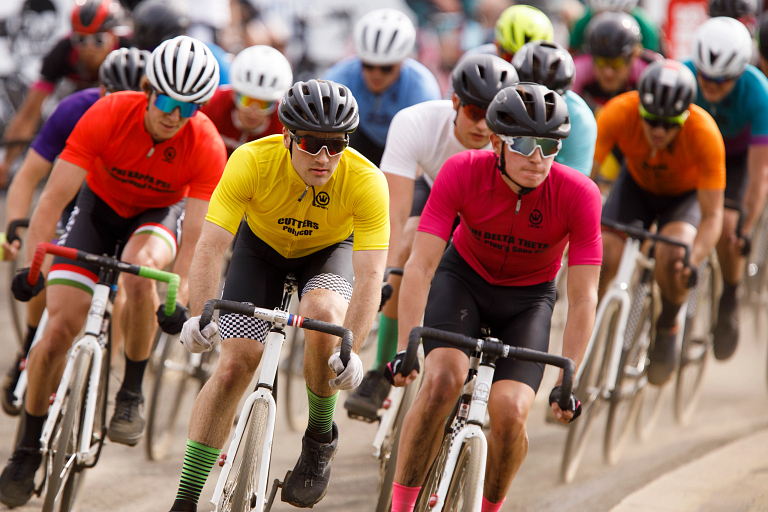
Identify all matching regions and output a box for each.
[278,80,359,133]
[709,0,758,18]
[452,54,519,109]
[132,0,190,51]
[586,12,642,59]
[486,83,571,139]
[637,60,697,117]
[99,47,150,92]
[512,41,574,96]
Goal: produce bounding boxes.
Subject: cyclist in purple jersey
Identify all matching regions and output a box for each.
[0,48,150,418]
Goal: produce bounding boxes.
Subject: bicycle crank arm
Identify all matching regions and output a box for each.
[264,477,284,512]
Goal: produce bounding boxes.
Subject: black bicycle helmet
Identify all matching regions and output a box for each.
[512,41,574,96]
[278,80,359,133]
[709,0,758,18]
[98,47,150,92]
[759,16,768,60]
[637,59,697,117]
[486,83,571,139]
[131,0,190,50]
[586,11,642,59]
[451,54,519,109]
[71,0,121,34]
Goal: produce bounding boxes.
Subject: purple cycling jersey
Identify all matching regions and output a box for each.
[30,88,101,163]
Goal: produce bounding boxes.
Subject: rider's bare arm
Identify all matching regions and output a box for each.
[384,172,416,267]
[691,188,724,267]
[344,249,387,353]
[742,144,768,233]
[560,264,600,376]
[172,197,209,306]
[188,221,234,316]
[1,89,49,174]
[24,159,86,267]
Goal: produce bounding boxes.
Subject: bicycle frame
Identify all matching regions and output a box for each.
[372,386,405,458]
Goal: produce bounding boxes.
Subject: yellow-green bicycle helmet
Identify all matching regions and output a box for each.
[494,5,555,56]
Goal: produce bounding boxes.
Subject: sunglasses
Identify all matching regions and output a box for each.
[593,56,630,70]
[362,63,395,74]
[638,105,689,130]
[498,135,562,158]
[291,132,349,156]
[71,32,110,47]
[235,93,277,114]
[698,71,734,85]
[461,101,487,123]
[154,93,200,118]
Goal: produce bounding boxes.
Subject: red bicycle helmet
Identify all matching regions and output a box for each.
[71,0,121,34]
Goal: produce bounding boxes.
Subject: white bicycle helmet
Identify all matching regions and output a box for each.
[230,45,293,101]
[353,8,416,65]
[692,17,752,79]
[586,0,638,12]
[145,35,219,104]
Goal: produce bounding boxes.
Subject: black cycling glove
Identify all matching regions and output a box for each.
[384,350,420,385]
[739,232,752,257]
[11,268,45,302]
[685,264,698,289]
[380,283,393,311]
[548,385,582,423]
[156,302,188,335]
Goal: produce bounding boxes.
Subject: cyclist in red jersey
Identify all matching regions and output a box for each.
[0,36,226,508]
[387,84,602,512]
[201,45,293,155]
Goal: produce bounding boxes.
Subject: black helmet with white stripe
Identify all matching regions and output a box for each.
[145,35,219,104]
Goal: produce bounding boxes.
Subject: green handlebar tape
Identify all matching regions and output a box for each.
[138,267,181,315]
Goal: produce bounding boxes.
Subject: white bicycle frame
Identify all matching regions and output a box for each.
[12,309,48,411]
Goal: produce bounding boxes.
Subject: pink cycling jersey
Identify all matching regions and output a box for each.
[419,150,603,286]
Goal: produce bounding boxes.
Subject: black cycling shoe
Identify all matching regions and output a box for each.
[344,370,390,423]
[647,326,678,386]
[713,309,739,361]
[281,423,339,508]
[0,447,42,508]
[107,390,145,446]
[1,354,24,417]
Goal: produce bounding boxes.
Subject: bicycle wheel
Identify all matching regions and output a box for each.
[9,258,27,347]
[634,381,667,441]
[604,283,653,465]
[443,436,483,512]
[223,398,270,512]
[145,330,192,461]
[560,301,618,483]
[674,262,715,425]
[283,316,307,432]
[42,349,90,512]
[414,434,451,512]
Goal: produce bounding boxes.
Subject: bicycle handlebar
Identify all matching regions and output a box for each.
[0,139,33,148]
[601,218,691,265]
[199,299,353,370]
[403,326,575,410]
[384,267,403,280]
[6,219,29,245]
[28,242,180,315]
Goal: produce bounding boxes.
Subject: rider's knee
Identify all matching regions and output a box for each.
[490,400,528,441]
[33,317,76,362]
[121,272,154,299]
[422,368,464,409]
[214,354,259,393]
[299,293,345,326]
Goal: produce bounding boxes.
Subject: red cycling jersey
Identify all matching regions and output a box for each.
[60,91,227,218]
[419,150,603,286]
[201,86,284,155]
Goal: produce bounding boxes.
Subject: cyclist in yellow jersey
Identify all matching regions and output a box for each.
[171,79,389,512]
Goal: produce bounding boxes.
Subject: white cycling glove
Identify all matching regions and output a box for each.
[328,346,363,390]
[180,315,220,353]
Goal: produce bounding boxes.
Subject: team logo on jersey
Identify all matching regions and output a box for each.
[529,209,543,226]
[314,192,331,209]
[163,147,177,163]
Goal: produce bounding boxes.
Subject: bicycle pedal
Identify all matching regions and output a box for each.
[346,411,378,423]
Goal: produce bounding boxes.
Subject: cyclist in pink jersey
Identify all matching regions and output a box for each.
[386,83,602,512]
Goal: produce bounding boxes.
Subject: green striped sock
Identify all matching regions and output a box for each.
[373,314,399,371]
[306,386,338,435]
[175,439,221,505]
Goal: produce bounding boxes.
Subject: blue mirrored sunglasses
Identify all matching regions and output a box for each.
[153,93,200,118]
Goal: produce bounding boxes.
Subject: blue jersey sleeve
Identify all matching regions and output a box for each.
[30,88,100,163]
[402,59,442,104]
[557,91,597,176]
[742,66,768,142]
[323,56,360,88]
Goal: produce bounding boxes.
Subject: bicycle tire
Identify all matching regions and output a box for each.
[283,318,307,432]
[443,436,483,512]
[42,349,90,512]
[145,330,191,461]
[414,434,452,512]
[229,398,270,512]
[674,262,715,425]
[560,301,618,483]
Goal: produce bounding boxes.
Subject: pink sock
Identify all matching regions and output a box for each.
[391,482,421,512]
[481,495,506,512]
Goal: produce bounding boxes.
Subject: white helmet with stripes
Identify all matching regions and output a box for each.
[230,45,293,101]
[145,35,219,104]
[353,8,416,65]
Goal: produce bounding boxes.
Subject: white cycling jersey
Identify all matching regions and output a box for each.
[380,100,491,187]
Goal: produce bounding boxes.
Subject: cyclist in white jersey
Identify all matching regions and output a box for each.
[344,54,519,421]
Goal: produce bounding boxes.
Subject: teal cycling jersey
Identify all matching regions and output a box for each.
[683,60,768,154]
[556,91,596,177]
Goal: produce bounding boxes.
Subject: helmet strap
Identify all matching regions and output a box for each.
[496,143,535,196]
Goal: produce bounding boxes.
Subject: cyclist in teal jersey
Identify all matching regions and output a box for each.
[685,17,768,360]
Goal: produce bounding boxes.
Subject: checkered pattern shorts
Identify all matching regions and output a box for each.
[219,273,353,341]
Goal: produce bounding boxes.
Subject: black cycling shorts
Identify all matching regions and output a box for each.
[724,152,748,207]
[349,127,384,167]
[602,167,701,230]
[422,245,556,393]
[410,175,432,218]
[50,184,184,292]
[218,221,354,342]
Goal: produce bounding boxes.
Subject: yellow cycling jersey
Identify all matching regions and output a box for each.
[206,134,390,258]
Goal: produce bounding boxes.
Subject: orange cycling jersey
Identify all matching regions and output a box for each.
[594,91,725,196]
[59,91,227,218]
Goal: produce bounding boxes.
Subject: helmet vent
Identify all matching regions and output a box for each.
[373,30,381,53]
[307,102,319,120]
[322,97,331,116]
[302,84,310,95]
[384,30,398,54]
[258,74,264,86]
[477,65,486,80]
